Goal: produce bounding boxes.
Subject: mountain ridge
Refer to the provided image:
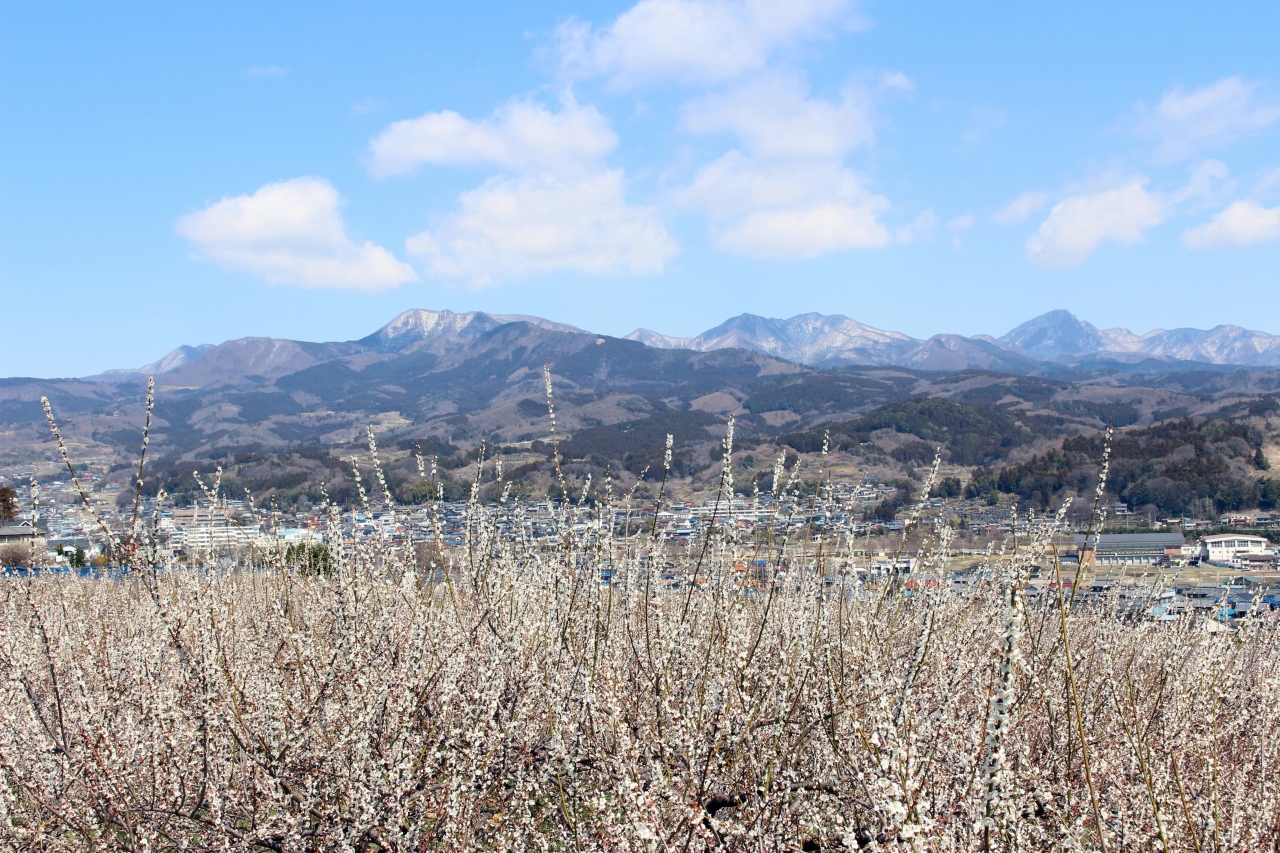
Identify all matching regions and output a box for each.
[91,344,216,380]
[629,310,1280,370]
[5,309,1278,497]
[998,310,1280,366]
[79,307,1280,385]
[356,308,583,353]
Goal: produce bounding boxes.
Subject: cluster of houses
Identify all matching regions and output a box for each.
[1144,578,1280,623]
[3,469,1276,590]
[1011,574,1280,624]
[5,508,1276,571]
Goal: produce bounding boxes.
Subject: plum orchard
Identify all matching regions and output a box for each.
[2,400,1278,851]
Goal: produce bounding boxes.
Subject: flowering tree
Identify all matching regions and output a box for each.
[1,390,1277,851]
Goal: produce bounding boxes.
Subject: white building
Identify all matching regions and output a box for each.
[272,527,323,545]
[1200,534,1272,567]
[870,557,917,573]
[174,525,257,553]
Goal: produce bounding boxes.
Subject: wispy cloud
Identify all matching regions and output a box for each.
[245,65,288,79]
[1169,159,1231,205]
[1255,167,1280,200]
[350,97,386,116]
[896,209,938,243]
[1136,77,1280,163]
[177,178,416,292]
[992,192,1048,224]
[962,106,1008,143]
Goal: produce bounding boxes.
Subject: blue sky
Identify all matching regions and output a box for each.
[4,0,1280,377]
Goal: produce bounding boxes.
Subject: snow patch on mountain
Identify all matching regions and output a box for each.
[361,309,582,352]
[93,344,215,380]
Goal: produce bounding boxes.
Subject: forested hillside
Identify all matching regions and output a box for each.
[778,397,1059,466]
[979,412,1279,515]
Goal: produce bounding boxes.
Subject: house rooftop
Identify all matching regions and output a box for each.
[1073,533,1185,545]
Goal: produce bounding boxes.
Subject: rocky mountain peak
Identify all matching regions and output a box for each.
[998,310,1106,359]
[630,312,918,366]
[358,309,582,352]
[624,328,696,349]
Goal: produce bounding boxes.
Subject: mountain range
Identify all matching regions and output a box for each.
[90,307,1280,386]
[629,309,1280,369]
[5,307,1279,500]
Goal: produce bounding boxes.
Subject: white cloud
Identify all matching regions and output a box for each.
[962,106,1008,143]
[372,93,673,284]
[367,94,617,178]
[992,192,1048,224]
[1170,159,1230,204]
[406,171,676,285]
[945,215,973,249]
[896,209,938,243]
[245,65,287,79]
[1139,77,1280,163]
[556,0,857,87]
[1256,167,1280,200]
[177,178,416,292]
[1026,180,1164,267]
[682,69,877,159]
[677,67,900,258]
[1181,201,1280,248]
[679,152,889,256]
[351,97,386,116]
[878,71,913,93]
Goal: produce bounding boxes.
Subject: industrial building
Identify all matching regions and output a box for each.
[1073,532,1185,566]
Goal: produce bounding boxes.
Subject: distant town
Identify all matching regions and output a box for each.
[5,467,1275,575]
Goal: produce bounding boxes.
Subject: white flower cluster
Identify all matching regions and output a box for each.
[4,405,1279,851]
